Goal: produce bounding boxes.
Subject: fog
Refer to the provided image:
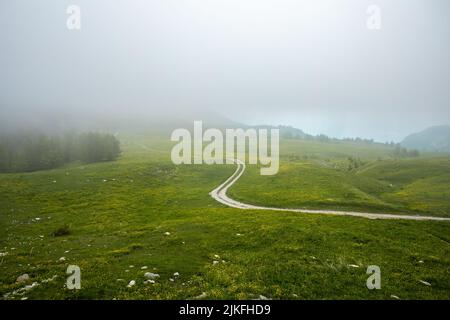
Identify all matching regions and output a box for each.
[1,0,449,142]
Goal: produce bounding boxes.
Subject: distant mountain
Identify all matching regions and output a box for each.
[249,124,312,139]
[401,125,450,153]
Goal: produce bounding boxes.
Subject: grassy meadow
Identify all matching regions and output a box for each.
[1,135,449,299]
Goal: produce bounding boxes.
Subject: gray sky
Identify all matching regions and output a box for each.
[1,0,449,142]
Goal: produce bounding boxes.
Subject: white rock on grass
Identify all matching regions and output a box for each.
[24,282,38,291]
[144,272,160,280]
[169,278,174,282]
[419,280,431,286]
[59,257,66,262]
[164,232,171,236]
[212,261,219,266]
[16,274,30,283]
[144,280,155,284]
[42,275,58,283]
[193,292,208,299]
[127,280,136,288]
[214,255,220,259]
[173,272,180,277]
[141,266,148,270]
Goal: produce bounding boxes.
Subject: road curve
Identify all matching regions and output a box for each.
[209,159,450,221]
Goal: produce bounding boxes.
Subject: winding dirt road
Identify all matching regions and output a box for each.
[210,159,450,221]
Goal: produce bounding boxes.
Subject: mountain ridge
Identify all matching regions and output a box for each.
[401,125,450,153]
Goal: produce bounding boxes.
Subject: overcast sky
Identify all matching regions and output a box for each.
[1,0,449,141]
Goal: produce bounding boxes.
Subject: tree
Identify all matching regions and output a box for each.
[0,131,121,172]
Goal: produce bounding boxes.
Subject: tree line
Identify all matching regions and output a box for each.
[0,132,121,172]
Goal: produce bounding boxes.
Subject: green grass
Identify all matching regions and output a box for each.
[0,136,449,299]
[231,140,450,216]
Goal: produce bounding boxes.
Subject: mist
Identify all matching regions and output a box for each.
[1,0,449,142]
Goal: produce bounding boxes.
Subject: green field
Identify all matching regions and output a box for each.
[232,140,450,216]
[1,135,449,299]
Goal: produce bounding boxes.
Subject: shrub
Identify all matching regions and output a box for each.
[52,225,71,237]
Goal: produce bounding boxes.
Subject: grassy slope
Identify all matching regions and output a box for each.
[230,139,450,216]
[0,136,449,299]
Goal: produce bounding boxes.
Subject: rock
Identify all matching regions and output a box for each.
[419,280,431,286]
[418,260,424,264]
[193,292,208,299]
[169,278,174,282]
[236,233,242,236]
[16,274,30,283]
[212,261,219,266]
[42,275,58,283]
[214,254,220,259]
[173,272,180,277]
[127,280,136,288]
[164,232,171,236]
[144,280,155,284]
[24,282,38,291]
[59,257,66,262]
[141,266,148,270]
[144,272,160,280]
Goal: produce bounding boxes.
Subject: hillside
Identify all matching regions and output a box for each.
[401,125,450,153]
[1,135,450,300]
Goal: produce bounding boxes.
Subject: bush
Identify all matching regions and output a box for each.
[52,225,71,237]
